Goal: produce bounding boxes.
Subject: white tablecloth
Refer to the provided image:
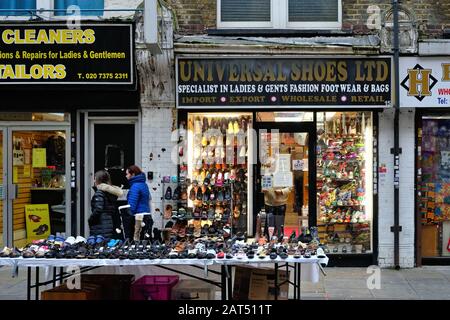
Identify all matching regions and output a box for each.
[0,255,327,283]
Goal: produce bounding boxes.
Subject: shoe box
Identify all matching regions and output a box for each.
[233,266,289,300]
[171,279,217,300]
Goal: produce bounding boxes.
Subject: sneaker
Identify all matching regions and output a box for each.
[74,236,86,244]
[316,247,326,258]
[64,236,76,246]
[206,248,216,259]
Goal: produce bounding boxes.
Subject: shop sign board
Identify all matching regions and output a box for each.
[400,57,450,108]
[0,23,134,89]
[176,57,392,108]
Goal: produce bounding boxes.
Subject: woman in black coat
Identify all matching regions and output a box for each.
[89,170,124,239]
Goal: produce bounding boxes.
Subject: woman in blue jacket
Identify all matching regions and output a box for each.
[124,165,152,241]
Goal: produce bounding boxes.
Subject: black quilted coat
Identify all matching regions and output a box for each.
[89,183,123,238]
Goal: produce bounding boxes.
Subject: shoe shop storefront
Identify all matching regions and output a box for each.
[400,56,450,265]
[0,22,138,248]
[176,56,391,266]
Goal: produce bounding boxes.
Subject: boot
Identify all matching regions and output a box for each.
[274,215,285,239]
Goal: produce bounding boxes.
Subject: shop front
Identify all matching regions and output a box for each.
[176,57,391,266]
[400,56,450,265]
[0,22,138,247]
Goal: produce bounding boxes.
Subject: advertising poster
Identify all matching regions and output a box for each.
[32,148,47,167]
[25,204,51,242]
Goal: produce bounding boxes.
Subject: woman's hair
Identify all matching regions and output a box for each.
[94,170,111,185]
[127,165,142,176]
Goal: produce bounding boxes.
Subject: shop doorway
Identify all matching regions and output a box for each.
[254,120,316,240]
[0,126,70,248]
[417,114,450,265]
[82,116,140,237]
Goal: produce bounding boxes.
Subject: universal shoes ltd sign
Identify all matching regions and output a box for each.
[176,57,392,108]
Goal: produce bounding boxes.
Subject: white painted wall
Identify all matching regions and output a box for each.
[377,108,416,268]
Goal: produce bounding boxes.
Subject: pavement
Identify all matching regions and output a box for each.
[1,265,450,300]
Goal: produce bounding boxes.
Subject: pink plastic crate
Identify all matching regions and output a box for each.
[131,275,179,300]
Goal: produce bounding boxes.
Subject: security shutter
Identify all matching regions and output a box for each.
[288,0,339,22]
[0,0,36,16]
[221,0,271,22]
[55,0,104,16]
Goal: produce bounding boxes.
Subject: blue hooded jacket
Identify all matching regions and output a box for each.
[127,173,151,215]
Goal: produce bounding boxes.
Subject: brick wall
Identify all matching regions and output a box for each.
[343,0,450,38]
[168,0,449,39]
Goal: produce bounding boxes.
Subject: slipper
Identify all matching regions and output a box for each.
[107,239,117,247]
[86,236,96,246]
[95,235,105,244]
[279,252,288,259]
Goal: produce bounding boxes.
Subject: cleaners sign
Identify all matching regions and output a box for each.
[0,23,134,88]
[176,57,392,108]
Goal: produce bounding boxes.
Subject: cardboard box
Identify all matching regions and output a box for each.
[171,279,217,300]
[81,274,135,300]
[41,283,102,300]
[233,266,289,300]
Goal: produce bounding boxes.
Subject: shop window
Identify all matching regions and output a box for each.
[0,113,69,122]
[258,130,310,240]
[182,113,253,236]
[217,0,341,29]
[0,0,36,16]
[418,116,450,258]
[316,112,374,254]
[256,112,314,122]
[54,0,104,16]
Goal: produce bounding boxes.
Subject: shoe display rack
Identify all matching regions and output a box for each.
[175,113,252,239]
[161,179,187,224]
[316,113,371,254]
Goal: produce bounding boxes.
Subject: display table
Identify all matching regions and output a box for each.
[0,256,327,300]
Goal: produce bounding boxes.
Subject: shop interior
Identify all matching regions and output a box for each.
[418,116,450,259]
[174,111,375,255]
[0,130,66,248]
[178,112,253,239]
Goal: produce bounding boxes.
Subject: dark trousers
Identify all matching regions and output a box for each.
[141,216,154,240]
[121,214,135,241]
[121,214,153,241]
[264,204,286,239]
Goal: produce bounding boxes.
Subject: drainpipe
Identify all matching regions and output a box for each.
[391,0,402,270]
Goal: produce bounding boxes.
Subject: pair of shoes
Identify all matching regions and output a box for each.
[33,224,49,235]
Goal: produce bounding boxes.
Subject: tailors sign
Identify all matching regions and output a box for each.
[0,23,134,89]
